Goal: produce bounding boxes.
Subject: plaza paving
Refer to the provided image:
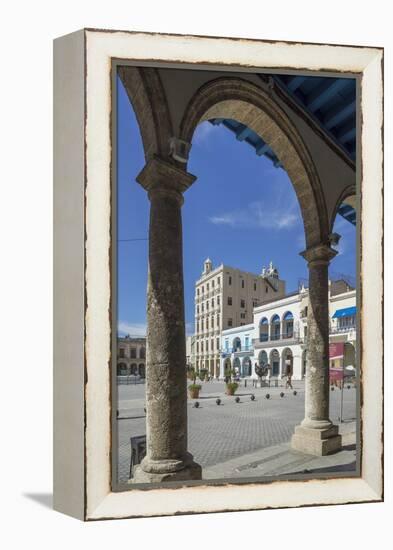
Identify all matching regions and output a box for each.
[116,380,357,484]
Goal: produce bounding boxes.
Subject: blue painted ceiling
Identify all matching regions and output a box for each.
[209,74,356,225]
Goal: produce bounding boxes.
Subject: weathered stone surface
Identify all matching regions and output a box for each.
[291,243,342,456]
[118,67,173,161]
[179,78,330,248]
[291,426,342,456]
[131,453,202,483]
[134,157,201,482]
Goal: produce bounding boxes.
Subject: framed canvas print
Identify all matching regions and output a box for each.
[53,28,383,520]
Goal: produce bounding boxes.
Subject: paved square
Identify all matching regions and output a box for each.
[116,380,357,484]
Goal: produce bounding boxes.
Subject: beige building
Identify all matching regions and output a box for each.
[194,258,286,377]
[117,336,146,377]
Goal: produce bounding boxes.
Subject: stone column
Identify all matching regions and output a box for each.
[291,243,342,456]
[132,157,202,483]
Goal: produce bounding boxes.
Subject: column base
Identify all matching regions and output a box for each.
[130,453,202,484]
[291,423,342,456]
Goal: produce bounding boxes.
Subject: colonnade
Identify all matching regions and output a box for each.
[131,156,341,483]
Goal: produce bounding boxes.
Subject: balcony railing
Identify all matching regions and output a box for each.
[330,324,356,334]
[232,345,253,353]
[220,345,253,354]
[252,333,302,348]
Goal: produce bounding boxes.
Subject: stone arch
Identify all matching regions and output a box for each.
[118,66,173,161]
[330,183,356,232]
[180,77,329,247]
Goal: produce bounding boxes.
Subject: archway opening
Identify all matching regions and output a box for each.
[270,349,280,377]
[258,350,268,367]
[181,79,329,249]
[242,356,252,377]
[117,363,128,376]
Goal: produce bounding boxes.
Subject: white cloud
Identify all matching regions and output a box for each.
[192,121,216,146]
[209,200,300,230]
[118,321,146,337]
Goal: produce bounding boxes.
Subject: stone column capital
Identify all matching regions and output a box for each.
[136,156,196,204]
[300,243,337,266]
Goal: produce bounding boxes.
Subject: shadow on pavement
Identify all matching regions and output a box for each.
[292,461,357,475]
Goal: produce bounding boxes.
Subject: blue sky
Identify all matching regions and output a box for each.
[116,76,356,337]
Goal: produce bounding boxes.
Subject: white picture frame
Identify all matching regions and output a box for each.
[53,28,383,521]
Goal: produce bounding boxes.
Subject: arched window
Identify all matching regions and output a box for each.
[270,314,280,340]
[282,311,294,338]
[232,337,241,352]
[259,317,268,342]
[117,363,127,376]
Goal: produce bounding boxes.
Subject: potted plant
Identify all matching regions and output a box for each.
[188,383,202,399]
[225,382,239,396]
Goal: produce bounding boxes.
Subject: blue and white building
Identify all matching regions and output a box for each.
[221,279,356,381]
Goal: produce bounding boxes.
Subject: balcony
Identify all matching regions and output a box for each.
[221,345,253,356]
[252,333,303,348]
[329,324,356,343]
[330,324,356,334]
[232,345,253,355]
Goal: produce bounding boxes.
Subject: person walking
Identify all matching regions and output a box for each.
[285,359,293,390]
